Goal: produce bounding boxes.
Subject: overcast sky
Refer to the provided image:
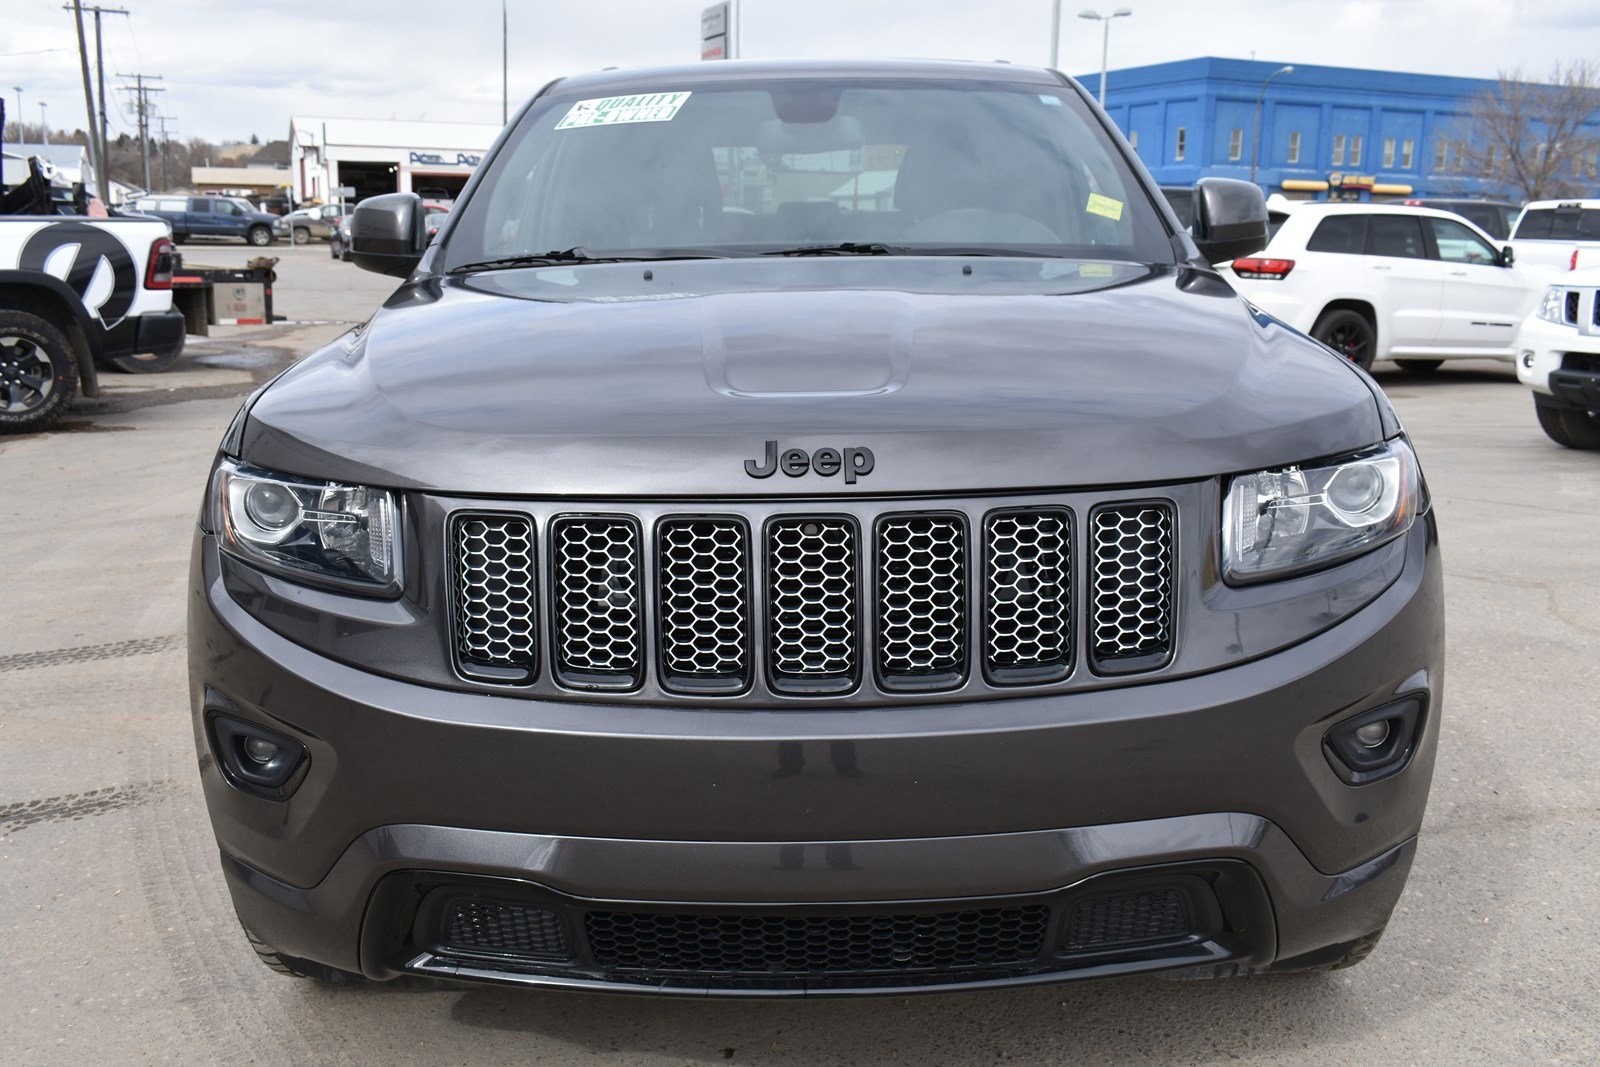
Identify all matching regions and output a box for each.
[5,0,1599,144]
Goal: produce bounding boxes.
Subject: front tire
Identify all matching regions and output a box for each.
[246,225,274,247]
[293,226,312,243]
[107,347,182,374]
[1536,400,1600,450]
[1311,308,1377,371]
[1395,359,1443,373]
[0,310,80,434]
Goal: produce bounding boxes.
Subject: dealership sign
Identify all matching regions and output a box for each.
[407,150,483,169]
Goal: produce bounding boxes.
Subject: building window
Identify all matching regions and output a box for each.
[1434,140,1448,170]
[1350,135,1364,167]
[1332,134,1347,166]
[1228,128,1242,162]
[1401,138,1414,169]
[1175,127,1187,161]
[1129,129,1139,151]
[1287,131,1302,164]
[1383,138,1396,168]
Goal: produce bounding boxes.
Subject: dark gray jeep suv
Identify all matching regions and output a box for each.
[189,59,1443,995]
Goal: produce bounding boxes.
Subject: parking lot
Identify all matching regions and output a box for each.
[2,243,1596,1065]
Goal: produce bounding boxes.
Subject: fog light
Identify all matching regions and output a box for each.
[1354,720,1390,748]
[243,736,280,764]
[1521,351,1535,368]
[1324,697,1424,785]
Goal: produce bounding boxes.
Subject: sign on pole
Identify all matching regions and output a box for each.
[701,2,732,61]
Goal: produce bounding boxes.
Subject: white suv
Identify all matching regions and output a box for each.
[1516,266,1600,449]
[1222,204,1540,371]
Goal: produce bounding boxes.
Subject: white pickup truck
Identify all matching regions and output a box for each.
[1506,199,1600,279]
[1,213,184,432]
[1515,264,1600,449]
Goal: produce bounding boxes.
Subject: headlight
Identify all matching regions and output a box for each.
[1537,286,1568,324]
[1223,439,1421,582]
[213,458,397,590]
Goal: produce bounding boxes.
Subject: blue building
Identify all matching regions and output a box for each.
[1086,56,1600,201]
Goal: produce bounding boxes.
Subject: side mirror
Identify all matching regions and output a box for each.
[351,192,427,277]
[1499,244,1515,268]
[1191,177,1270,264]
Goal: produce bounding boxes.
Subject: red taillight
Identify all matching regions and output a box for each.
[1231,257,1295,279]
[145,237,175,290]
[1572,249,1581,271]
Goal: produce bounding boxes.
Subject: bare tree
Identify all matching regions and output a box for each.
[1459,61,1600,202]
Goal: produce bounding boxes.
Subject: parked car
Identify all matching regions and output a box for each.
[1506,199,1600,278]
[133,195,283,246]
[283,204,345,242]
[1401,198,1520,241]
[1,214,184,431]
[1159,185,1195,228]
[192,60,1442,993]
[329,212,355,261]
[1222,203,1539,370]
[424,209,449,241]
[1515,265,1600,449]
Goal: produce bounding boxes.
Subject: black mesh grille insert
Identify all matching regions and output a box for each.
[442,899,571,960]
[877,515,966,684]
[984,509,1072,681]
[657,518,749,690]
[551,516,643,686]
[1566,289,1582,325]
[1065,888,1191,950]
[585,905,1050,976]
[767,518,858,689]
[1089,503,1175,667]
[452,513,537,672]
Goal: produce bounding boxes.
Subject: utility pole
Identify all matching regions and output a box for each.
[118,72,163,192]
[156,115,177,194]
[12,87,21,141]
[66,4,128,201]
[1049,0,1062,68]
[39,102,49,144]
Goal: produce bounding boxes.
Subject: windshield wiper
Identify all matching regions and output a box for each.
[761,242,903,257]
[447,247,738,274]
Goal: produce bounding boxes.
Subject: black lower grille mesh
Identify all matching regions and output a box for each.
[442,899,571,960]
[585,905,1050,976]
[1065,888,1191,950]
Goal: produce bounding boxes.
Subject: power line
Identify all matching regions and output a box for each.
[116,71,162,191]
[64,4,129,201]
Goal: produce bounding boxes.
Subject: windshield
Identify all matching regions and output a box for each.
[443,75,1173,271]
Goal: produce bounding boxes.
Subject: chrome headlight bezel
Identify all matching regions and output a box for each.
[1222,438,1422,584]
[1536,285,1568,324]
[211,458,400,596]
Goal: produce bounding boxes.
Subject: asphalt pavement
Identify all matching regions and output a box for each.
[1,243,1596,1064]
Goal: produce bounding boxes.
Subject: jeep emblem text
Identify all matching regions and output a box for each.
[744,441,875,483]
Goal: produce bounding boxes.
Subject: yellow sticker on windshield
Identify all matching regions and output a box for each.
[1085,193,1124,221]
[1079,263,1114,277]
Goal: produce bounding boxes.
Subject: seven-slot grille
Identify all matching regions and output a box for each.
[449,502,1177,694]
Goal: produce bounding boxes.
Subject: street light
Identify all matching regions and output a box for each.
[1251,65,1294,186]
[1049,0,1062,68]
[12,87,22,140]
[39,101,48,144]
[1078,7,1131,108]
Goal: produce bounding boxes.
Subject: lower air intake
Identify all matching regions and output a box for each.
[441,899,571,961]
[585,904,1050,976]
[1065,888,1191,951]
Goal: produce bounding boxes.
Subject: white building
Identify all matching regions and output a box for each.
[1,142,96,192]
[287,116,503,205]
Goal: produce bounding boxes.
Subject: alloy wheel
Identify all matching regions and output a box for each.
[0,335,56,414]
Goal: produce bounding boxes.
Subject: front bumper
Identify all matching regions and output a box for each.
[189,516,1443,992]
[1515,312,1600,403]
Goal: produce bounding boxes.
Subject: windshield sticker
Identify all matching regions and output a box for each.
[1085,193,1125,221]
[1078,263,1115,278]
[556,92,692,130]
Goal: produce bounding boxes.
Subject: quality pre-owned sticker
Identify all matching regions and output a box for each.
[1085,193,1125,221]
[556,92,692,130]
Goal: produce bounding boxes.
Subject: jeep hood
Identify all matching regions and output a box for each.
[240,263,1385,496]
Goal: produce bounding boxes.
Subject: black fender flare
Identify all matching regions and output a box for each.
[0,269,104,398]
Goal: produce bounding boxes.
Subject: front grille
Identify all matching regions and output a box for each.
[1565,352,1600,375]
[767,517,858,691]
[1566,289,1581,325]
[657,518,749,691]
[551,516,643,688]
[584,904,1050,976]
[1089,503,1175,670]
[876,515,966,686]
[985,509,1073,682]
[441,898,571,961]
[452,513,537,676]
[447,495,1182,700]
[1065,888,1192,950]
